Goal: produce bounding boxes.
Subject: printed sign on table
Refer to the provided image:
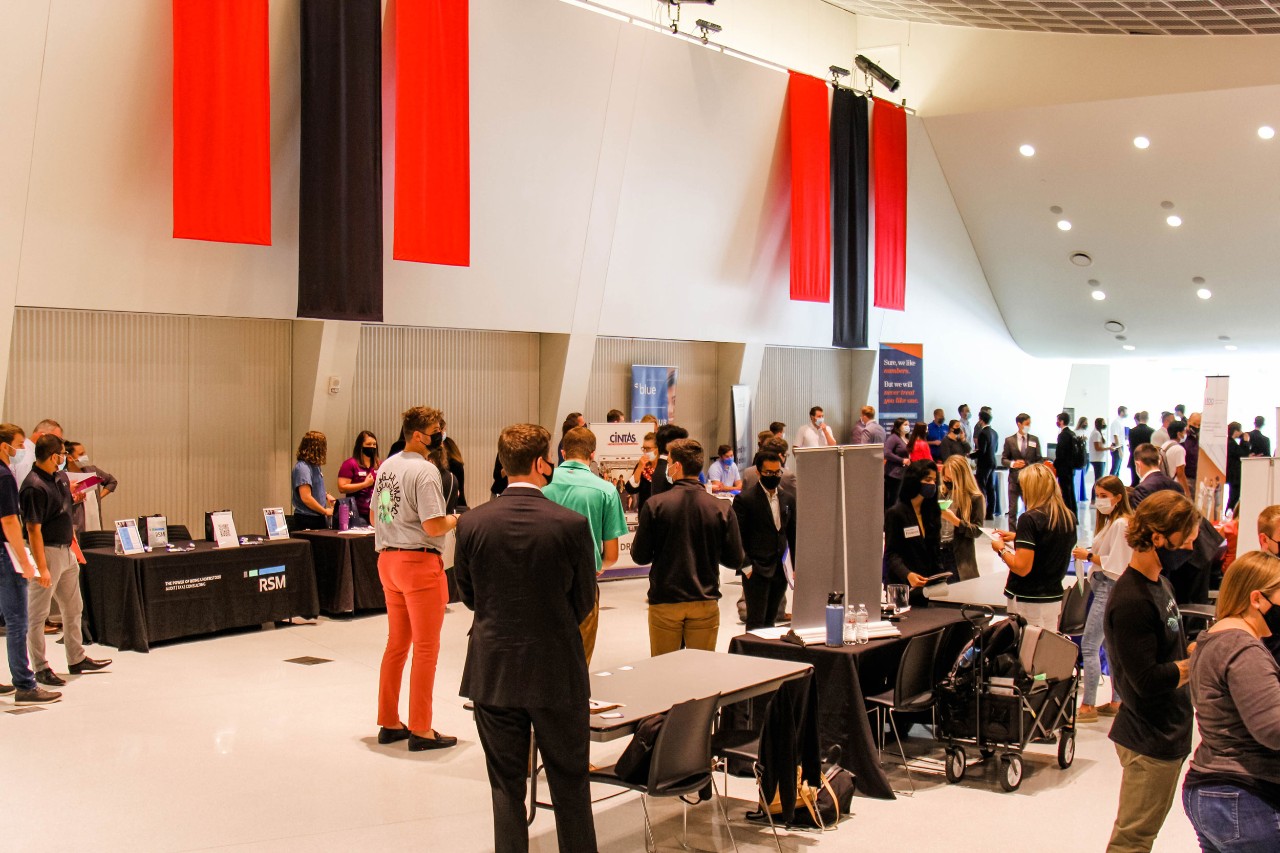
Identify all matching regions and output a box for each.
[878,343,924,430]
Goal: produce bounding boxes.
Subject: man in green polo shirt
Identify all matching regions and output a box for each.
[544,426,627,664]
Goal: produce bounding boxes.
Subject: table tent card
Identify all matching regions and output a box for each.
[146,515,168,548]
[263,507,289,540]
[115,519,145,555]
[210,511,239,548]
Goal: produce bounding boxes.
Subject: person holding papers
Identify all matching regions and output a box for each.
[733,450,796,630]
[883,460,944,608]
[63,440,116,533]
[0,424,60,705]
[21,434,110,687]
[456,423,598,853]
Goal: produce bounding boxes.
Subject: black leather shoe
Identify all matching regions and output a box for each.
[35,669,66,687]
[409,730,458,751]
[378,726,412,745]
[68,657,112,674]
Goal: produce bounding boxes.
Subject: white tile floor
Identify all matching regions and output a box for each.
[2,563,1199,852]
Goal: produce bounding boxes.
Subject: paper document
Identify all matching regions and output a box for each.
[747,626,791,640]
[263,508,289,540]
[66,472,104,492]
[115,519,144,555]
[588,700,624,714]
[5,542,38,577]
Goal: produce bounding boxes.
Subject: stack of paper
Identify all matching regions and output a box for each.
[862,621,902,640]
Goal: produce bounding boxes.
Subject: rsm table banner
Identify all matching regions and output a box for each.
[1197,375,1230,521]
[631,365,677,424]
[878,343,924,430]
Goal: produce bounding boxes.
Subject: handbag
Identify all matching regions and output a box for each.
[760,763,854,829]
[615,712,666,784]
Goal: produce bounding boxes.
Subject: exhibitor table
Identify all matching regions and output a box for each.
[81,540,319,652]
[728,606,968,799]
[292,529,384,614]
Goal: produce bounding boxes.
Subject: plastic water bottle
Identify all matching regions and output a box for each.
[825,592,845,647]
[843,605,857,645]
[855,603,870,645]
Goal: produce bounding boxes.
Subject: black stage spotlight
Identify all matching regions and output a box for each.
[854,54,900,93]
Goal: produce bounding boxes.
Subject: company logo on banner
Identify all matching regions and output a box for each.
[1197,375,1230,520]
[631,365,677,424]
[878,343,923,430]
[589,423,648,461]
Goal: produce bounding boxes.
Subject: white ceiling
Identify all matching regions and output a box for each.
[828,0,1280,35]
[924,83,1280,357]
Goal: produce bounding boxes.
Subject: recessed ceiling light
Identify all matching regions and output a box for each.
[1070,252,1093,267]
[1167,215,1182,227]
[1134,136,1150,149]
[1260,126,1276,140]
[1123,345,1136,351]
[1197,288,1212,299]
[1091,290,1106,301]
[1057,220,1072,231]
[1020,144,1036,156]
[1225,344,1238,351]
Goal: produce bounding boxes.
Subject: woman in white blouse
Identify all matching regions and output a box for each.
[1071,475,1134,722]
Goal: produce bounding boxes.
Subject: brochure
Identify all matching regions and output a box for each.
[210,511,239,548]
[263,507,289,540]
[115,519,145,555]
[5,542,38,578]
[146,515,168,548]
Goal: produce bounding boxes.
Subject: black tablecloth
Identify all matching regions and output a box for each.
[82,540,319,652]
[728,606,969,800]
[292,530,384,614]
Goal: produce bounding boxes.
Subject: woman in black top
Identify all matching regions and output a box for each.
[989,462,1075,630]
[884,460,942,607]
[439,420,467,508]
[1103,491,1199,853]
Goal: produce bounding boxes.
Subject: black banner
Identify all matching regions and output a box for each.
[298,0,383,321]
[831,88,869,349]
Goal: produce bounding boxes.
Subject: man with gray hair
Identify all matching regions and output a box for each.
[12,418,62,489]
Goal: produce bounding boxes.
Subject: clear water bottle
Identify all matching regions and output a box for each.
[843,605,857,645]
[855,603,870,645]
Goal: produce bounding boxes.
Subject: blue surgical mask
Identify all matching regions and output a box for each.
[814,417,825,427]
[722,457,734,467]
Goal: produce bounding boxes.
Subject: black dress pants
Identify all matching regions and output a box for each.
[977,466,996,518]
[1057,472,1078,515]
[743,567,788,630]
[474,703,596,853]
[884,472,902,510]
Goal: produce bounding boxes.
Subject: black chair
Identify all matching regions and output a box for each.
[590,694,737,853]
[865,629,945,794]
[167,525,192,543]
[1058,581,1088,635]
[712,700,785,851]
[80,531,116,550]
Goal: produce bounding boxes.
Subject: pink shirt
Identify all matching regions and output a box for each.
[338,456,379,515]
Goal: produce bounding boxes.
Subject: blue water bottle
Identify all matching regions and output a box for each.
[825,591,845,647]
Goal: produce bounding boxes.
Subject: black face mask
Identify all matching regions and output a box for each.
[1157,545,1194,575]
[428,432,444,449]
[362,446,377,457]
[759,474,782,491]
[919,483,937,499]
[1260,597,1280,637]
[542,459,555,484]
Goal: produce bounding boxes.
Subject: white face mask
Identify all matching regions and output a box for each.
[814,417,824,427]
[76,455,89,466]
[1096,497,1114,515]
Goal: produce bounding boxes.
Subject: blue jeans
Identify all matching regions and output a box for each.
[0,560,35,690]
[1082,572,1120,706]
[1184,782,1280,852]
[1075,466,1088,501]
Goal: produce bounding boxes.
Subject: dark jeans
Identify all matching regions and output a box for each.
[290,512,328,531]
[743,567,788,630]
[884,472,902,510]
[1110,448,1123,477]
[1092,461,1105,487]
[1075,465,1088,501]
[0,563,36,690]
[1184,782,1280,852]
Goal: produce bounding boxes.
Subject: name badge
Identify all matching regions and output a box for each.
[1028,441,1038,449]
[904,526,922,539]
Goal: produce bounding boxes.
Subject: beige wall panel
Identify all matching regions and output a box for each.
[347,326,541,507]
[753,346,854,447]
[586,338,721,447]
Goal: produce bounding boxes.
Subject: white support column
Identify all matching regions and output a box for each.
[291,320,363,486]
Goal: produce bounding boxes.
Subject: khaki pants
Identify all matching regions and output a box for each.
[579,585,600,666]
[27,545,84,673]
[648,600,719,657]
[1107,744,1187,853]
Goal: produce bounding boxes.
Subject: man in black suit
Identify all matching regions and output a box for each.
[1129,443,1185,507]
[632,438,744,656]
[732,451,796,630]
[1250,415,1272,457]
[1054,412,1079,516]
[456,423,598,853]
[1127,411,1155,486]
[743,436,798,495]
[649,422,688,498]
[1000,413,1042,527]
[971,410,999,519]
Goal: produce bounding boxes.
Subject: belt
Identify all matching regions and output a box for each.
[382,547,441,555]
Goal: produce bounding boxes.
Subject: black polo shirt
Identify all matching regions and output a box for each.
[20,466,74,546]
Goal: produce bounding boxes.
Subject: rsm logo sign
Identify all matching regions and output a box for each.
[243,565,287,592]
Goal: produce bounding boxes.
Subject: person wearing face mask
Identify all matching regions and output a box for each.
[63,441,117,533]
[794,406,836,449]
[624,432,658,511]
[1183,412,1201,497]
[0,424,61,705]
[883,418,911,510]
[338,431,381,525]
[707,444,742,494]
[938,456,985,582]
[649,423,688,498]
[971,409,999,520]
[884,460,943,608]
[1227,421,1251,512]
[1000,413,1043,527]
[22,433,111,687]
[990,463,1076,629]
[11,418,62,491]
[926,408,949,462]
[1071,476,1134,722]
[907,422,933,463]
[733,451,796,630]
[743,436,798,495]
[291,431,335,530]
[1181,550,1280,850]
[1102,491,1199,853]
[631,438,744,656]
[456,423,598,853]
[938,419,971,462]
[439,422,467,509]
[371,406,459,752]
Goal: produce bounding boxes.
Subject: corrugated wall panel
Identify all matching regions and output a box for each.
[347,326,540,507]
[3,309,291,534]
[753,346,854,445]
[586,338,719,446]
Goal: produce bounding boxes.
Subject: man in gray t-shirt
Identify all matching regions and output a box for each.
[373,449,448,553]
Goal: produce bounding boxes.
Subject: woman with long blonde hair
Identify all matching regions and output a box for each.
[1071,475,1133,721]
[989,463,1077,629]
[939,455,986,581]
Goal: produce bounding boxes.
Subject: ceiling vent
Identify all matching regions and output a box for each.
[1070,252,1093,267]
[1104,321,1126,333]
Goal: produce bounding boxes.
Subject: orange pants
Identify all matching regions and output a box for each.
[377,550,448,733]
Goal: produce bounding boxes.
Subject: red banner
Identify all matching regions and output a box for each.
[872,98,907,311]
[172,0,271,245]
[787,71,830,303]
[394,0,470,266]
